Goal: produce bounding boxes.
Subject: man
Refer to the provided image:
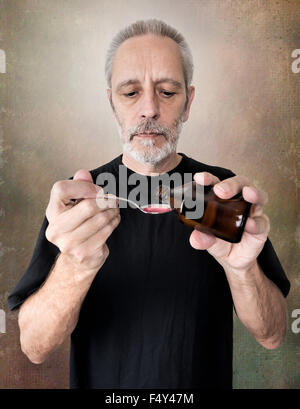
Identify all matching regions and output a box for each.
[8,19,290,389]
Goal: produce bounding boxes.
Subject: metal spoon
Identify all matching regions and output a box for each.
[101,194,172,214]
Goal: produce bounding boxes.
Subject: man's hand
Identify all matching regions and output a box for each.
[190,172,270,275]
[45,169,121,273]
[19,169,121,364]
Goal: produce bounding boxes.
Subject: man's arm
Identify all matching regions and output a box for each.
[224,261,287,349]
[190,171,288,349]
[18,169,120,364]
[19,253,104,364]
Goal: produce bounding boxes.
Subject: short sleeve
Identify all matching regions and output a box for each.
[7,217,60,311]
[257,237,290,298]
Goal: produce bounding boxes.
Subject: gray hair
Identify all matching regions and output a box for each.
[105,19,194,95]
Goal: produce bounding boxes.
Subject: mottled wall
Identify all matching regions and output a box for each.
[0,0,299,389]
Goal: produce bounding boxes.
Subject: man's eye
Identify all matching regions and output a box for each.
[124,92,137,97]
[161,91,175,98]
[123,91,175,98]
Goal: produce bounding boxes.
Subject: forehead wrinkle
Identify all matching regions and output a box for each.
[116,77,183,92]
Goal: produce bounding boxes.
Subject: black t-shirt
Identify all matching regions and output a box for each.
[8,153,290,389]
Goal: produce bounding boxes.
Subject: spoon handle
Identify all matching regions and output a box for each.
[102,194,146,213]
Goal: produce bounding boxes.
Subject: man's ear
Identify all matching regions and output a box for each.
[106,88,113,109]
[106,88,115,112]
[182,86,195,122]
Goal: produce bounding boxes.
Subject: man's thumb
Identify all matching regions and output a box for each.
[73,169,93,183]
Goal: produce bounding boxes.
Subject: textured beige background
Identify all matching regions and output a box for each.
[0,0,299,389]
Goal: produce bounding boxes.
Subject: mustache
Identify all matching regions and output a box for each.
[129,120,169,141]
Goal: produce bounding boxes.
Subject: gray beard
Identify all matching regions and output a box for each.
[117,117,184,166]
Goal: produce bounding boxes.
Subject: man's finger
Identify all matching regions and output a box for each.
[244,214,270,236]
[189,229,216,250]
[194,172,220,186]
[73,169,94,183]
[50,198,117,235]
[250,204,264,217]
[47,179,102,221]
[242,186,269,207]
[55,208,120,250]
[189,229,231,259]
[213,175,250,198]
[72,214,121,257]
[51,180,101,203]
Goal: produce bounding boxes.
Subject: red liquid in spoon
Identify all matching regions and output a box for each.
[142,205,172,214]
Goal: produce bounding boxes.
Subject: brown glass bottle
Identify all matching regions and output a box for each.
[159,181,252,243]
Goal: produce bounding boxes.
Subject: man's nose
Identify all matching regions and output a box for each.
[140,91,160,120]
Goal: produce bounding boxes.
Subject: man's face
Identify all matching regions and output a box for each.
[107,34,194,165]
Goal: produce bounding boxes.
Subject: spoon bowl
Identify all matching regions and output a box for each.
[140,204,172,214]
